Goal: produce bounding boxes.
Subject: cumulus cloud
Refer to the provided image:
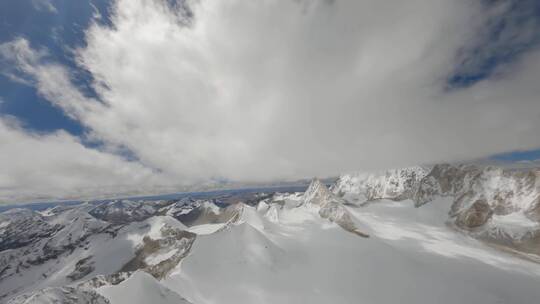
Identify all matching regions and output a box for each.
[1,0,540,202]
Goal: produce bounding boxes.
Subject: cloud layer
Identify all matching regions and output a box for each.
[1,0,540,203]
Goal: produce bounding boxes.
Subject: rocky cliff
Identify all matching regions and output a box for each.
[333,164,540,258]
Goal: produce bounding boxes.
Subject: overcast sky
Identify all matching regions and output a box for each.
[1,0,540,203]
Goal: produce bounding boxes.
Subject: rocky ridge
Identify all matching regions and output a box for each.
[333,164,540,258]
[0,198,228,301]
[302,179,369,238]
[0,191,287,303]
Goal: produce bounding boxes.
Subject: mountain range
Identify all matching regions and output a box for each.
[2,164,540,303]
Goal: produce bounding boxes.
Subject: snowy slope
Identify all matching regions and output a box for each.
[161,199,234,227]
[89,200,164,224]
[3,179,540,304]
[0,209,61,251]
[333,166,429,203]
[0,209,193,300]
[163,195,540,304]
[302,179,369,237]
[98,271,191,304]
[7,286,109,304]
[335,164,540,257]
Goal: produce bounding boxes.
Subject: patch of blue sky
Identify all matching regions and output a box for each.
[448,0,540,88]
[0,0,112,135]
[491,149,540,162]
[1,0,540,163]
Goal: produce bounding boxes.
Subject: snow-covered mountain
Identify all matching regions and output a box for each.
[334,164,540,259]
[302,179,369,237]
[0,208,63,251]
[0,200,198,301]
[332,166,429,203]
[88,200,164,224]
[97,271,192,304]
[161,199,233,226]
[2,169,540,303]
[7,286,109,304]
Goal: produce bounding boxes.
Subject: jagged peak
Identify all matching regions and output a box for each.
[333,166,429,202]
[303,178,333,205]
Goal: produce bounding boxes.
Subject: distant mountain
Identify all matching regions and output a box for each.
[2,167,540,303]
[333,164,540,259]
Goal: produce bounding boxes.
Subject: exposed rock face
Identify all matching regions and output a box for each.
[413,165,540,215]
[0,209,62,251]
[160,199,241,227]
[120,226,196,279]
[264,205,280,223]
[303,179,336,206]
[336,164,540,223]
[1,190,309,302]
[0,202,197,301]
[319,200,369,238]
[304,179,369,238]
[527,197,540,221]
[334,164,540,257]
[0,207,115,300]
[68,256,95,281]
[413,164,481,206]
[76,272,131,290]
[455,199,493,229]
[89,200,160,224]
[333,166,429,203]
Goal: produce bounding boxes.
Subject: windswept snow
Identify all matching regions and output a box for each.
[187,223,226,235]
[0,212,189,300]
[488,212,540,240]
[7,286,109,304]
[98,271,191,304]
[346,198,540,273]
[3,175,540,304]
[163,198,540,304]
[333,166,429,202]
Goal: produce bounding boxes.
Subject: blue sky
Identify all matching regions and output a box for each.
[492,149,540,162]
[1,0,539,159]
[448,0,540,88]
[1,0,540,202]
[0,0,111,135]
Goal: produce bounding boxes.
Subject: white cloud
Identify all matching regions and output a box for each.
[0,117,176,203]
[31,0,57,14]
[2,0,540,202]
[0,38,100,120]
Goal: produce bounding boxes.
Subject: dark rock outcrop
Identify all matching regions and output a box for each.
[305,179,369,238]
[455,199,493,229]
